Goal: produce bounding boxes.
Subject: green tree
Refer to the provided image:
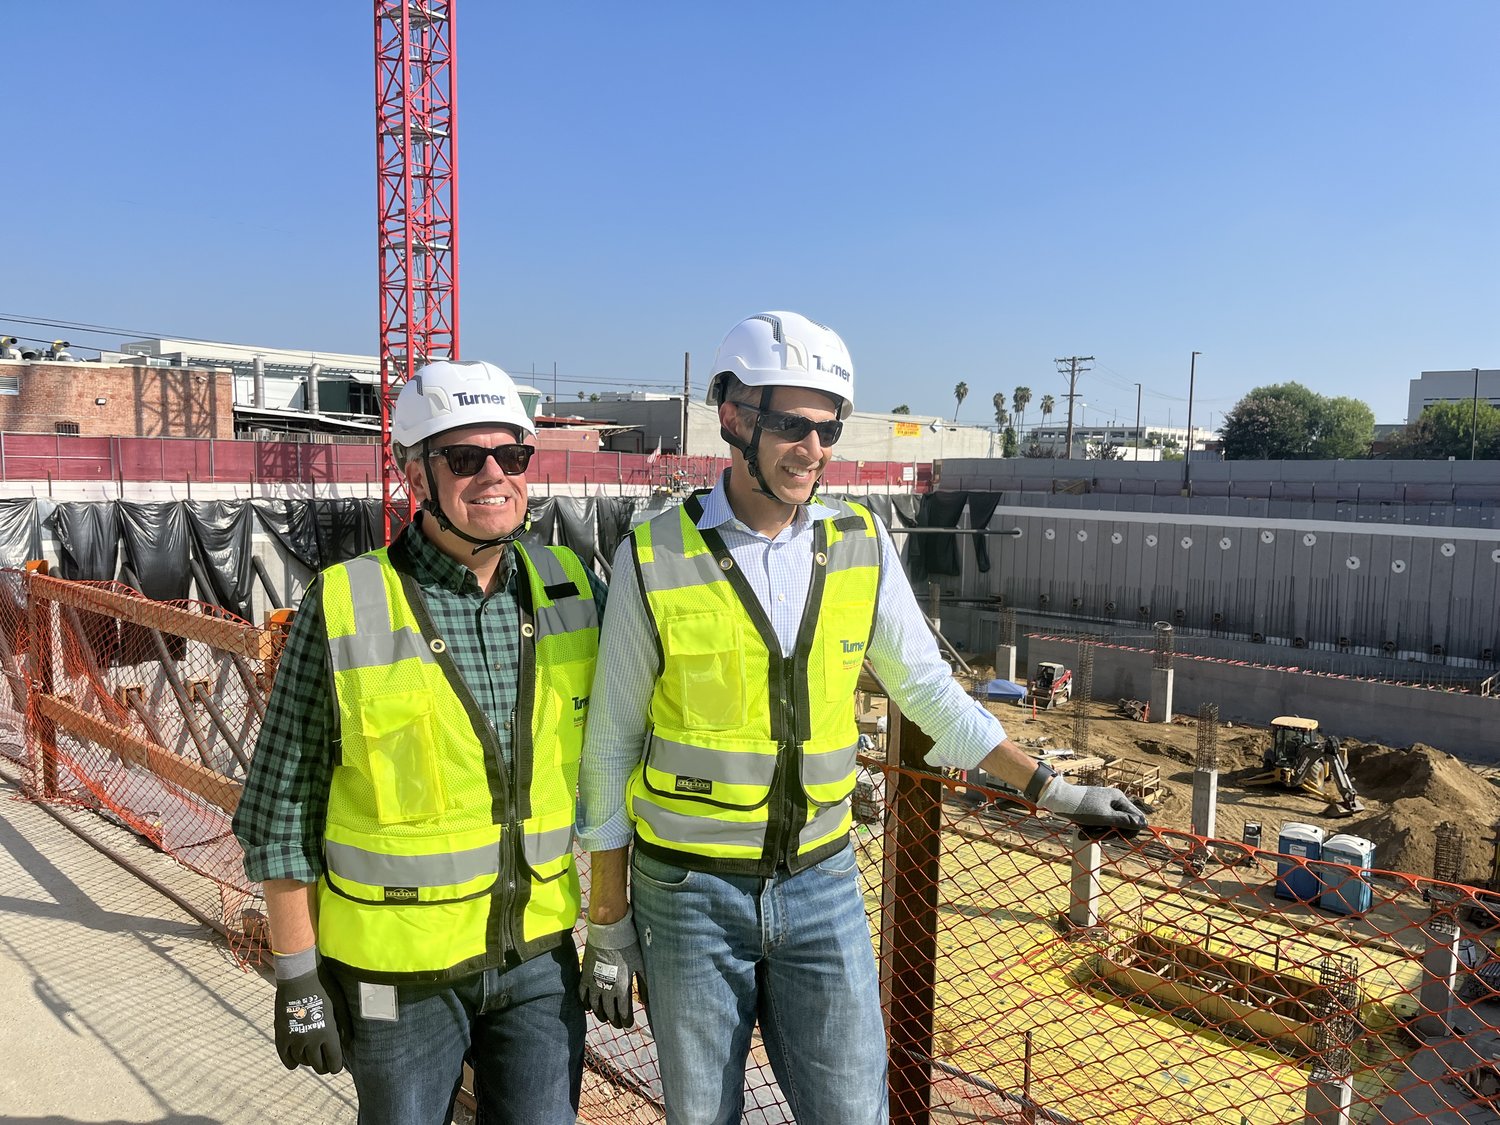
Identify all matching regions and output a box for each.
[1219,382,1374,460]
[953,381,969,421]
[1039,393,1055,428]
[1002,425,1018,458]
[1391,400,1500,459]
[1012,386,1032,432]
[1310,395,1375,459]
[891,403,911,414]
[992,391,1008,427]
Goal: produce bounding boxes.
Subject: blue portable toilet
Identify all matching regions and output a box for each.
[1319,834,1376,916]
[1275,822,1326,903]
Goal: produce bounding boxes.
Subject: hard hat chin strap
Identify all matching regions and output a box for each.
[419,446,532,555]
[719,386,820,509]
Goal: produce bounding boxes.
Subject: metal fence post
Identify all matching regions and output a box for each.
[881,699,939,1124]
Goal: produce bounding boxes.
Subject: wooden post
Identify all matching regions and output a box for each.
[881,699,940,1124]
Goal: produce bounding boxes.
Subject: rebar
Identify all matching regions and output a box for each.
[1072,639,1093,757]
[1195,703,1219,770]
[1153,622,1174,670]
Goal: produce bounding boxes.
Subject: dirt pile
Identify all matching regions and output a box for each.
[967,686,1500,887]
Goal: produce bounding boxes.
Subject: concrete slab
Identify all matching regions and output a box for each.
[0,774,358,1123]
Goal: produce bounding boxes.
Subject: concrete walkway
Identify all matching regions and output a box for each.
[0,773,358,1123]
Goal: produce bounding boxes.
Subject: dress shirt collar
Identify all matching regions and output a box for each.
[694,470,837,535]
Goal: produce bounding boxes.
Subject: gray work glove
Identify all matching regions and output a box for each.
[579,910,648,1029]
[273,947,346,1075]
[1028,765,1148,839]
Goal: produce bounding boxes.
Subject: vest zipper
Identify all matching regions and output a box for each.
[766,656,800,873]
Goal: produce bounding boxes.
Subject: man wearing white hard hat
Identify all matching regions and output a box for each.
[235,359,605,1125]
[577,312,1146,1122]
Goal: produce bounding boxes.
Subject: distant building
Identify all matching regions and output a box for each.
[1406,368,1500,424]
[571,392,999,462]
[113,338,543,439]
[1024,423,1212,458]
[0,358,233,439]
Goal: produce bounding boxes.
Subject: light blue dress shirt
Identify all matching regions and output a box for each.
[577,474,1007,852]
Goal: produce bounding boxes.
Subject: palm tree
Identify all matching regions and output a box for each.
[992,391,1008,427]
[1012,386,1032,433]
[1039,393,1055,430]
[953,381,969,421]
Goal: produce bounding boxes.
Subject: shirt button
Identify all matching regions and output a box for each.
[777,594,786,603]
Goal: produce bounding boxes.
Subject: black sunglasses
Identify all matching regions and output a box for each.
[736,405,843,446]
[427,443,535,477]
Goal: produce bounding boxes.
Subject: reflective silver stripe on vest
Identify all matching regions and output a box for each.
[325,838,499,887]
[522,823,576,867]
[648,733,778,788]
[824,504,880,574]
[803,739,859,790]
[799,800,852,850]
[637,509,723,594]
[329,554,437,672]
[634,802,767,852]
[523,546,599,636]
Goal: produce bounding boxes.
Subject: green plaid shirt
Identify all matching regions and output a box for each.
[233,519,605,885]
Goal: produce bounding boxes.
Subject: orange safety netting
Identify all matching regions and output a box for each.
[2,566,1498,1124]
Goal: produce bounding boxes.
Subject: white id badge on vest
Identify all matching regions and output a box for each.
[358,982,399,1021]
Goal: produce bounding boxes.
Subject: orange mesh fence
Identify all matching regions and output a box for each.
[578,744,1500,1124]
[1,565,277,948]
[4,570,1499,1123]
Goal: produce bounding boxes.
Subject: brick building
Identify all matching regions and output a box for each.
[0,360,234,439]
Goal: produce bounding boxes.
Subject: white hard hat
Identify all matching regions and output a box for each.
[706,311,854,419]
[392,360,535,450]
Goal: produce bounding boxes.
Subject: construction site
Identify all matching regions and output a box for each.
[3,4,1499,1125]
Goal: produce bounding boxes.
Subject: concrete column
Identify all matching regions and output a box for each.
[1150,666,1174,724]
[1417,915,1462,1036]
[994,643,1017,682]
[1191,765,1218,840]
[1068,837,1104,928]
[1304,1067,1354,1125]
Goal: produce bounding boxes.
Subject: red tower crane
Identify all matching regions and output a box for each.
[375,1,460,541]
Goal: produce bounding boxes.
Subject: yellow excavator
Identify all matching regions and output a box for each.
[1244,716,1364,816]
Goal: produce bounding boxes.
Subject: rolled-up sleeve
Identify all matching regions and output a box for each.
[578,537,656,851]
[232,581,335,885]
[865,518,1006,771]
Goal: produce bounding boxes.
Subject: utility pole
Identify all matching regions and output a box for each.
[1183,351,1200,496]
[1472,367,1481,461]
[682,351,691,456]
[1134,383,1142,451]
[1055,355,1093,460]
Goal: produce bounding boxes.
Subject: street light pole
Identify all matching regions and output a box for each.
[1134,382,1142,448]
[1183,351,1200,496]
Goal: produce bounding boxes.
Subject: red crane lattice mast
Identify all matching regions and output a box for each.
[375,1,460,541]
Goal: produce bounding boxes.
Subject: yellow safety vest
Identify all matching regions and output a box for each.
[316,538,598,981]
[626,494,880,876]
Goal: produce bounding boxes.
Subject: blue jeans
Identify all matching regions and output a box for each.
[337,943,584,1125]
[632,843,888,1125]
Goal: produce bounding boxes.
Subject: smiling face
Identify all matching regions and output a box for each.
[720,385,840,507]
[405,422,531,558]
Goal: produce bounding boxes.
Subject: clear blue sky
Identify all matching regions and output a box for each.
[3,2,1495,428]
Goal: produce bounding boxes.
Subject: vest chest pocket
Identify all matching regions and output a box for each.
[358,691,447,824]
[662,614,746,731]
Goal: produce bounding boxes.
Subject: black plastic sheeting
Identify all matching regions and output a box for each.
[54,503,121,581]
[186,501,256,623]
[118,503,193,663]
[27,493,931,619]
[0,499,41,568]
